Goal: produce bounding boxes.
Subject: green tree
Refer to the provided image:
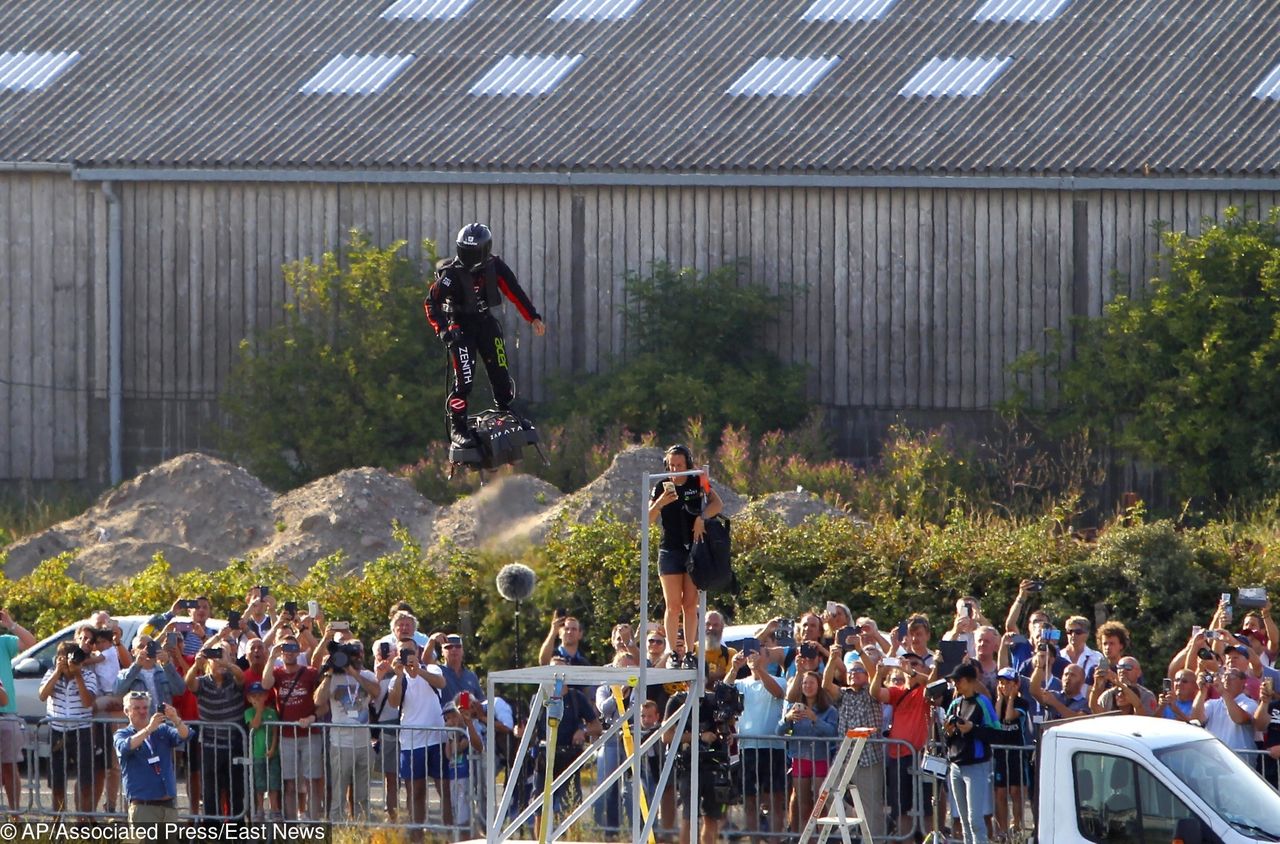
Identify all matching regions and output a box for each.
[546,262,811,440]
[1056,209,1280,503]
[220,232,442,489]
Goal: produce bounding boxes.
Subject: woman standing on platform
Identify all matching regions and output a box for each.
[648,444,723,668]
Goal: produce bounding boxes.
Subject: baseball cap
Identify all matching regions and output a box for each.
[949,663,978,681]
[442,701,459,715]
[997,667,1018,681]
[247,682,266,695]
[444,634,463,648]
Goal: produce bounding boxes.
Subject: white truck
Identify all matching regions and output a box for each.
[1036,714,1280,843]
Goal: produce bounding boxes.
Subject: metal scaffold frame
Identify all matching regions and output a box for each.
[474,466,711,844]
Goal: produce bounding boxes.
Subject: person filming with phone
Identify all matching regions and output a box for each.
[115,635,185,714]
[649,444,722,668]
[115,690,189,827]
[184,633,247,822]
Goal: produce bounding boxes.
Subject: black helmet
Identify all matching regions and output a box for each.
[456,223,493,270]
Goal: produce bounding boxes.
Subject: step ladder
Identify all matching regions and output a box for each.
[798,727,877,844]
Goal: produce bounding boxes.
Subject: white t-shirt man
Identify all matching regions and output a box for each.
[396,664,445,750]
[1203,694,1258,751]
[327,669,378,749]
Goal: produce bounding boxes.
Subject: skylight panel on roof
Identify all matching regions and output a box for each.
[801,0,898,22]
[899,56,1011,97]
[727,56,841,97]
[0,51,81,92]
[973,0,1071,23]
[1254,63,1280,100]
[381,0,473,20]
[470,54,584,95]
[300,54,415,95]
[548,0,644,21]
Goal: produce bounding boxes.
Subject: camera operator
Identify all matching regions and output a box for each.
[389,641,451,837]
[314,634,380,821]
[942,664,1008,844]
[664,673,741,844]
[184,634,247,822]
[40,639,102,814]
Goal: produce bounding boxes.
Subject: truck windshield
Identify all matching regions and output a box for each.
[1157,739,1280,840]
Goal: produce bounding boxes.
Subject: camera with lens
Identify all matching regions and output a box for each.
[946,711,963,728]
[925,678,950,703]
[706,681,743,731]
[323,640,362,673]
[67,644,90,665]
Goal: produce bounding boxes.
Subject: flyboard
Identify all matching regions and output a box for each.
[448,408,548,480]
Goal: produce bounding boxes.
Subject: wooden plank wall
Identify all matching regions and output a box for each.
[5,177,1280,481]
[0,174,98,482]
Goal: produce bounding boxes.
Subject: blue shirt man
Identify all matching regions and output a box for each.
[114,690,189,825]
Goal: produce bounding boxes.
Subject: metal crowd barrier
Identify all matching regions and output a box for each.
[17,712,1280,841]
[14,715,476,837]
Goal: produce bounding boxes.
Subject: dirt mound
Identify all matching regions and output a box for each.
[0,446,755,585]
[1,453,275,584]
[433,473,564,550]
[748,490,864,528]
[255,468,440,575]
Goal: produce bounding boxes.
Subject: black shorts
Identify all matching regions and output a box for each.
[658,547,690,577]
[49,727,99,788]
[740,747,787,795]
[994,749,1032,788]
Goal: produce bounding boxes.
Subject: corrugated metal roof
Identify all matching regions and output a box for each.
[973,0,1072,23]
[299,54,415,95]
[469,54,584,95]
[381,0,474,20]
[899,56,1012,97]
[801,0,898,22]
[0,0,1279,175]
[727,55,841,96]
[548,0,644,21]
[0,50,80,92]
[1255,64,1280,100]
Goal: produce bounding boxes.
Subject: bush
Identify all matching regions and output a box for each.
[545,262,812,441]
[3,501,1278,683]
[1052,208,1280,504]
[220,232,443,490]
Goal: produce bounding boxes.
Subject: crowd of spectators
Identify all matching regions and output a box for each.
[4,577,1280,842]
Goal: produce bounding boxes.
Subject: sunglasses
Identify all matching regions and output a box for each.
[1118,663,1138,670]
[1068,629,1086,635]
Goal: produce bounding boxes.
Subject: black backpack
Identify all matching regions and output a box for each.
[688,514,734,593]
